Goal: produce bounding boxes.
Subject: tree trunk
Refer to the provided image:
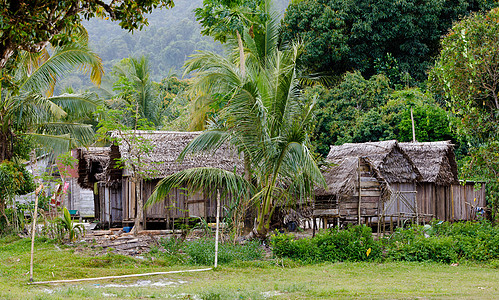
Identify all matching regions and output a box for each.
[132,177,144,234]
[236,30,245,78]
[0,131,13,162]
[0,197,10,226]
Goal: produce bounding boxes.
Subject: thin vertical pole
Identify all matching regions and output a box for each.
[411,107,416,143]
[358,158,362,225]
[214,189,220,268]
[29,191,40,282]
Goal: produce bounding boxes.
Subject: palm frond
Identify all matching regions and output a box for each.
[36,122,95,146]
[26,133,72,155]
[146,167,255,207]
[48,92,103,117]
[20,43,103,93]
[179,130,230,161]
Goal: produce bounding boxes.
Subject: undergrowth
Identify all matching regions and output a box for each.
[156,237,265,265]
[271,221,499,264]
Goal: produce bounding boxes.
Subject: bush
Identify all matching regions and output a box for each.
[272,222,499,265]
[271,225,381,263]
[384,221,499,263]
[387,236,458,263]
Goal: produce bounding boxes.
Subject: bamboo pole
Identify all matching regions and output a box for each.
[28,268,213,285]
[214,189,220,268]
[358,158,362,225]
[411,107,416,143]
[29,187,41,282]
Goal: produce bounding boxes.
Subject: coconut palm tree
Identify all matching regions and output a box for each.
[146,2,325,238]
[0,28,103,161]
[102,56,160,128]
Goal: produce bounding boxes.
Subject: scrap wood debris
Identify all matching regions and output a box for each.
[78,229,177,256]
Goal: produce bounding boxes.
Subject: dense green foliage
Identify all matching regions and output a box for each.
[0,0,174,69]
[429,8,499,219]
[430,8,499,144]
[386,222,499,263]
[156,76,193,130]
[272,225,381,263]
[310,72,456,157]
[281,0,498,81]
[272,222,499,264]
[0,161,35,232]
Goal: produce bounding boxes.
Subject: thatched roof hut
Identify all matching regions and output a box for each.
[319,140,422,196]
[111,131,243,179]
[399,141,458,185]
[76,147,111,189]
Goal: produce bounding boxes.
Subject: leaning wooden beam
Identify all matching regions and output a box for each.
[28,268,212,285]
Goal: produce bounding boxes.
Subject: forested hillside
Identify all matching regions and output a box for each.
[82,0,290,81]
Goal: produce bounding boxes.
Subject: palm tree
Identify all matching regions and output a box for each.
[146,2,325,238]
[0,28,103,161]
[104,56,160,128]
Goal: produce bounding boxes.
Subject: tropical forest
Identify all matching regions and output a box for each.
[1,0,499,299]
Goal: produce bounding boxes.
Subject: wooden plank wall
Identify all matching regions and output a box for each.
[338,160,380,218]
[415,182,486,222]
[451,183,486,221]
[110,186,122,223]
[138,179,233,222]
[386,183,417,217]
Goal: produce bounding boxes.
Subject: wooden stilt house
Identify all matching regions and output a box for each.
[399,141,486,221]
[76,131,242,228]
[316,140,422,228]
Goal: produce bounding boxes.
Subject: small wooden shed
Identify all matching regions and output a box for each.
[77,131,243,228]
[116,131,242,228]
[316,140,422,228]
[399,141,486,221]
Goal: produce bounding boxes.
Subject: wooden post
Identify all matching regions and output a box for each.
[214,189,220,268]
[411,107,416,143]
[414,187,419,225]
[312,216,316,237]
[390,216,393,233]
[450,187,455,221]
[358,158,362,225]
[29,189,41,282]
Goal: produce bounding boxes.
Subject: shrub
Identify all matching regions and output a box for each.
[271,225,381,263]
[387,236,458,263]
[384,221,499,263]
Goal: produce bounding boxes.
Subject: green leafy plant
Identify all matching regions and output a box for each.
[271,225,381,263]
[55,207,85,242]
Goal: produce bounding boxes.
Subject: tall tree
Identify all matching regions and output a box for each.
[0,0,174,68]
[0,30,103,161]
[429,8,499,219]
[147,2,325,238]
[281,0,498,82]
[107,57,161,128]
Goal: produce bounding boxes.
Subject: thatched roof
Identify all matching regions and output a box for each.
[318,140,421,196]
[111,131,243,179]
[399,141,458,185]
[76,147,111,189]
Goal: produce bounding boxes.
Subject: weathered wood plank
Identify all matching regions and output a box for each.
[352,190,380,197]
[313,208,339,216]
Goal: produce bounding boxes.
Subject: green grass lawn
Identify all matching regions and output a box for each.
[1,236,498,299]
